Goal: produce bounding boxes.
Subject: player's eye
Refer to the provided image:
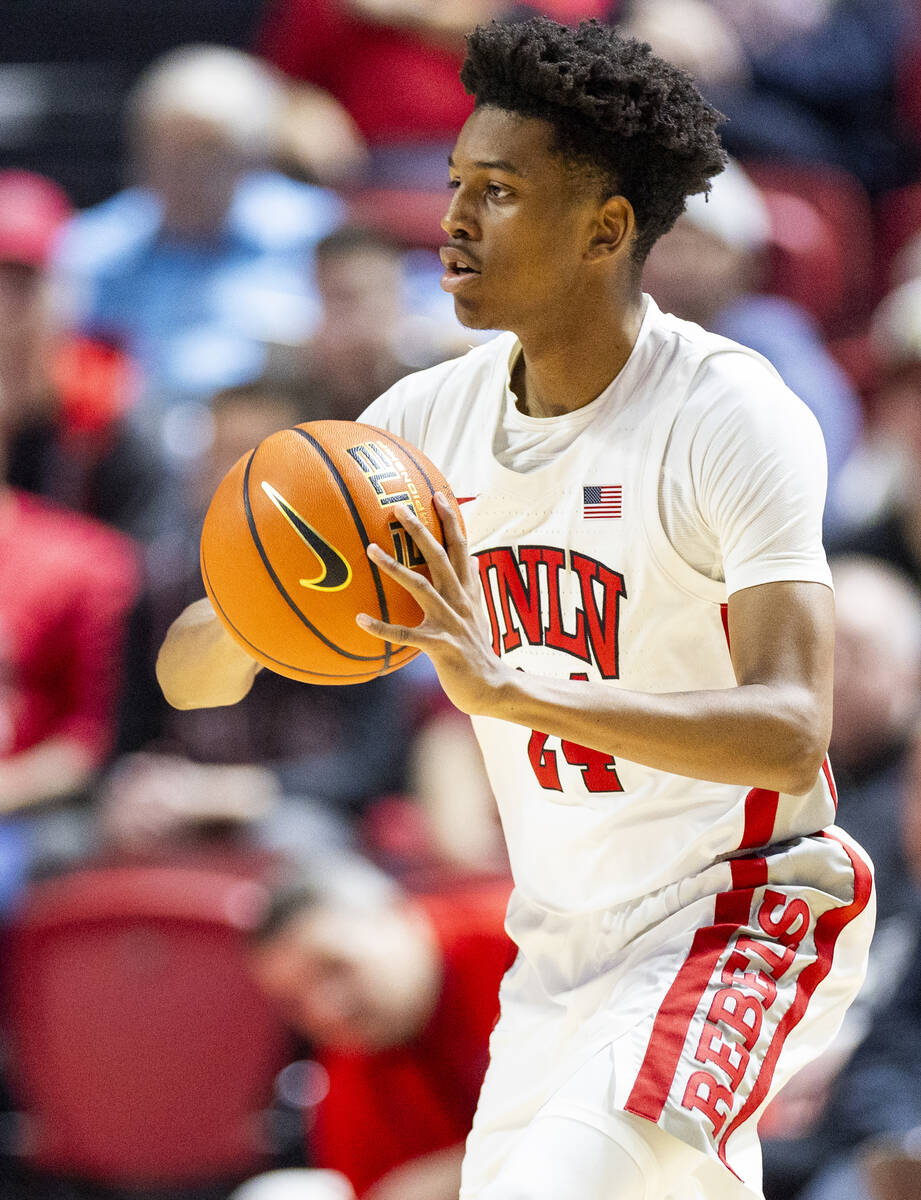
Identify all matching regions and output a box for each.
[486,183,511,200]
[447,178,460,190]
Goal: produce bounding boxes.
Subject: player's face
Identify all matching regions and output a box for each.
[250,905,438,1051]
[440,106,609,333]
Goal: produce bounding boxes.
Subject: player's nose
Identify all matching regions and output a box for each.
[441,187,479,240]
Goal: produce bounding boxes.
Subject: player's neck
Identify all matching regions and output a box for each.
[510,292,647,418]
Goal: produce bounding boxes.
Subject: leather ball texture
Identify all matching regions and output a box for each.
[200,419,463,684]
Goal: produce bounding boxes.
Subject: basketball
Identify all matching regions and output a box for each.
[199,420,464,684]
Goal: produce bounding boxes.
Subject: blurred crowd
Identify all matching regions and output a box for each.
[3,3,921,1200]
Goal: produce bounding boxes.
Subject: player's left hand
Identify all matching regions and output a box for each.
[356,493,510,716]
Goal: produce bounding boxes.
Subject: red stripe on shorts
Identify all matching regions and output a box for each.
[738,759,834,853]
[738,788,780,851]
[625,857,768,1122]
[716,832,873,1167]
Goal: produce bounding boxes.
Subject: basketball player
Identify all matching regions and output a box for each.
[158,20,874,1200]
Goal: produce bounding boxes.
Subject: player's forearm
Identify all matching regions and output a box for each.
[156,597,261,710]
[485,672,829,796]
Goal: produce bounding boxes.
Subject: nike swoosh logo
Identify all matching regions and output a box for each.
[456,496,478,505]
[261,481,352,591]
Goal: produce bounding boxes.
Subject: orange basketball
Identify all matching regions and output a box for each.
[199,420,464,684]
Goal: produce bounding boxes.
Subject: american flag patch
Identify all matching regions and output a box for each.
[583,485,622,519]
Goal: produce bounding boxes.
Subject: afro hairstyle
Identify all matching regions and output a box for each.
[460,18,727,261]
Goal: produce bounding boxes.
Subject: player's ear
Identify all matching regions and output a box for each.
[585,195,635,264]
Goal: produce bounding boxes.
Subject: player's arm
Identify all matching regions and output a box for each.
[360,361,836,795]
[358,498,833,796]
[155,372,430,711]
[156,597,262,710]
[479,576,833,796]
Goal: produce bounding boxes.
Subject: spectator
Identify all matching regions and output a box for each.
[0,0,267,206]
[643,157,862,507]
[707,0,842,47]
[831,276,921,571]
[243,866,513,1200]
[0,169,171,541]
[267,226,471,421]
[0,385,139,906]
[54,46,344,430]
[620,0,749,90]
[715,0,916,195]
[622,0,917,194]
[790,901,921,1200]
[826,556,921,927]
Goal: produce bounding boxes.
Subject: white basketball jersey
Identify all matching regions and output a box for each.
[361,298,837,921]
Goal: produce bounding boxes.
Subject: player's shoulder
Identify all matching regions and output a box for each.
[656,303,779,385]
[654,303,817,432]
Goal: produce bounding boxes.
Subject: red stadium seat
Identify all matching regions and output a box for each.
[1,865,292,1188]
[743,161,875,331]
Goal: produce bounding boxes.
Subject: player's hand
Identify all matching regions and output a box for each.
[157,597,262,710]
[356,494,511,716]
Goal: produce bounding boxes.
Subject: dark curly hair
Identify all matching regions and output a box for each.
[460,18,727,261]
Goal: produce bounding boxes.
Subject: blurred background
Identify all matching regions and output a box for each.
[2,3,921,1200]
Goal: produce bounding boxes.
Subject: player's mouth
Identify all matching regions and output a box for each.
[439,245,482,293]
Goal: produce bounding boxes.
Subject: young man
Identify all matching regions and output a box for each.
[158,19,874,1200]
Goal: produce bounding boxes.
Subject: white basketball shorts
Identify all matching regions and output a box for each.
[459,828,875,1200]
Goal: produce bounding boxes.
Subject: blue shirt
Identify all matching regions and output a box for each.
[56,171,344,405]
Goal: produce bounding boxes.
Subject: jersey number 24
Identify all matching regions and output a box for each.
[527,673,623,793]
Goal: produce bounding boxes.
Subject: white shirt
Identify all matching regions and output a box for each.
[361,296,835,916]
[492,322,830,592]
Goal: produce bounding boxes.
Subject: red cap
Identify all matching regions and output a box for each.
[0,170,73,268]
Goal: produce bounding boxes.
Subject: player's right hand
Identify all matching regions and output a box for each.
[156,597,262,710]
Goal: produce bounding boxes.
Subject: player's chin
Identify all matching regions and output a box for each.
[452,294,503,331]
